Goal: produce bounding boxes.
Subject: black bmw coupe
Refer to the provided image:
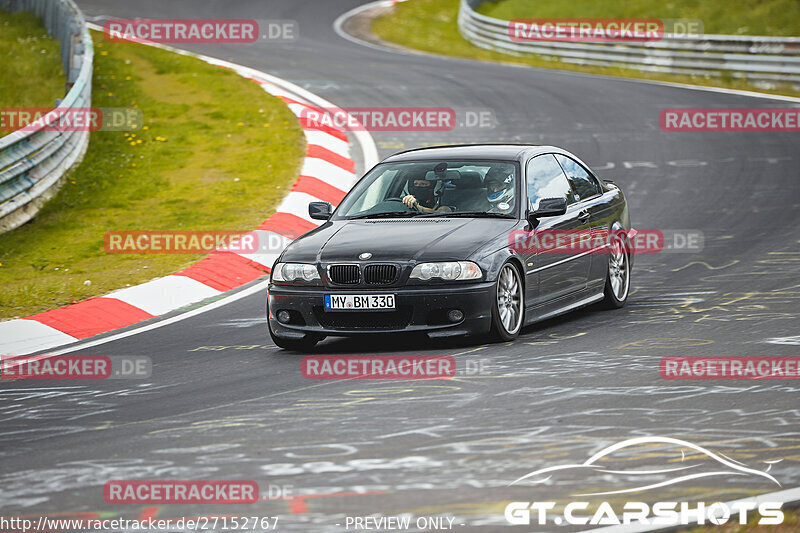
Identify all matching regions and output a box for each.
[267,144,633,350]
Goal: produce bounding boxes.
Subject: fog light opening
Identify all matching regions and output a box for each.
[447,309,464,323]
[277,310,291,324]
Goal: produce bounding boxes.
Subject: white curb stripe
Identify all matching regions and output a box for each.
[108,276,221,316]
[301,158,357,191]
[275,191,327,225]
[235,230,294,268]
[304,130,350,156]
[0,320,78,355]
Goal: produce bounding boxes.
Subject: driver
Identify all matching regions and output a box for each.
[402,175,451,213]
[484,168,515,214]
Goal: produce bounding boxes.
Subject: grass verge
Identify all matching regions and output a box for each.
[0,9,65,138]
[371,0,800,99]
[0,29,305,319]
[479,0,800,36]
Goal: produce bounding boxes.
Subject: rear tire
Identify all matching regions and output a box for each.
[489,262,524,341]
[600,233,630,309]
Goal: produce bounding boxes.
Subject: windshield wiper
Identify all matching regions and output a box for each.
[346,211,423,220]
[421,211,516,219]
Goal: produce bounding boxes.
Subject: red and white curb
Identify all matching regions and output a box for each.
[0,33,378,356]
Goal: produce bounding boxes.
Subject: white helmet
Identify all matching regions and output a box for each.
[484,168,514,206]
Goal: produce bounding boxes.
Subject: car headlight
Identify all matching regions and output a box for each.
[271,262,321,283]
[409,261,482,281]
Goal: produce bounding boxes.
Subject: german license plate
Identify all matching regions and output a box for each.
[324,294,395,310]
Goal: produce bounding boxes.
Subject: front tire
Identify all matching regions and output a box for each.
[600,233,630,309]
[490,262,524,341]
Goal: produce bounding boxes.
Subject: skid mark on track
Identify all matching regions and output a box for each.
[671,260,740,272]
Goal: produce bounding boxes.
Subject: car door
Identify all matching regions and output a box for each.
[523,154,592,306]
[555,153,612,289]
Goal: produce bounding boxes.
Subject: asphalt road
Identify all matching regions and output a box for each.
[2,0,800,531]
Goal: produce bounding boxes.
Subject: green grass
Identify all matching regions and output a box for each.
[0,9,65,137]
[0,30,305,319]
[371,0,800,98]
[479,0,800,37]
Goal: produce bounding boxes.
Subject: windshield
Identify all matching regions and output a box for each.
[334,160,520,219]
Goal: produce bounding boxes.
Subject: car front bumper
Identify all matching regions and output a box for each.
[267,282,495,339]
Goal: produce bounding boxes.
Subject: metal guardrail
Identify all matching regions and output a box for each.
[459,0,800,85]
[0,0,92,233]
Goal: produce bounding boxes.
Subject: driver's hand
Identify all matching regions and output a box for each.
[402,194,418,209]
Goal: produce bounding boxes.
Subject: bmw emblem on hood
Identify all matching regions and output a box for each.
[359,252,372,260]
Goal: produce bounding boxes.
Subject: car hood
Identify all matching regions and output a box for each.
[281,218,518,263]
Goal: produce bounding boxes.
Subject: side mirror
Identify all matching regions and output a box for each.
[308,201,332,220]
[527,197,567,223]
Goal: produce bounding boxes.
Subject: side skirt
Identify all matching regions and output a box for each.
[524,290,605,326]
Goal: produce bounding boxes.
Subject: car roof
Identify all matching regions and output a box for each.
[382,144,566,163]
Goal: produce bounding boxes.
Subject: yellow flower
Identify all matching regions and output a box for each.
[100,51,108,56]
[142,125,149,130]
[129,141,136,146]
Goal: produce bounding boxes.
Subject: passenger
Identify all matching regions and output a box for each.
[484,168,515,214]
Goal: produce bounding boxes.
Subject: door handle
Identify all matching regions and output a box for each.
[578,210,590,221]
